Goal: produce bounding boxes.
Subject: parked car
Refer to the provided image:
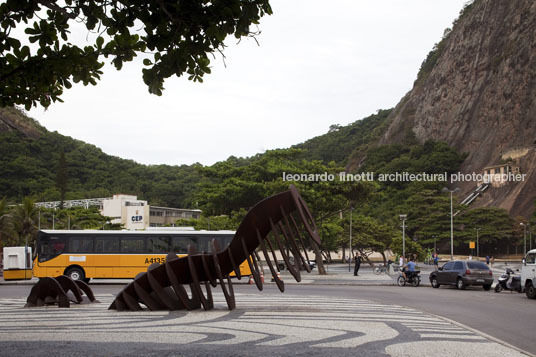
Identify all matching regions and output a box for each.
[429,260,493,290]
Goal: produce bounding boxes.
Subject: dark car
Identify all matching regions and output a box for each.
[429,260,493,290]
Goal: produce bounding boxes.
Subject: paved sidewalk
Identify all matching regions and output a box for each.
[1,262,517,287]
[275,265,397,286]
[0,266,398,286]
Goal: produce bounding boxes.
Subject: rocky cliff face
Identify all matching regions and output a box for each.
[379,0,536,217]
[0,107,44,139]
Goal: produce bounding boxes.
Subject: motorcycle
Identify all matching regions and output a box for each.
[397,269,421,287]
[494,267,521,293]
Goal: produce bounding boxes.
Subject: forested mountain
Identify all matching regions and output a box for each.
[292,109,391,165]
[0,106,200,208]
[2,104,523,259]
[0,106,392,208]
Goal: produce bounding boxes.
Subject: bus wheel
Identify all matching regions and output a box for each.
[65,267,85,282]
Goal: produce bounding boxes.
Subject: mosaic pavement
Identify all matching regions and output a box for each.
[0,293,525,356]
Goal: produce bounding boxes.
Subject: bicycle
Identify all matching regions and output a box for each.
[373,261,395,275]
[373,265,387,275]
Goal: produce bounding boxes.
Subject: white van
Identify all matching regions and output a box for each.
[521,249,536,299]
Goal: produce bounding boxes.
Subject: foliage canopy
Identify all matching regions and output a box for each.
[0,0,272,109]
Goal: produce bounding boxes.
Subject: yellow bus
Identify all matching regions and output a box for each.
[33,230,251,282]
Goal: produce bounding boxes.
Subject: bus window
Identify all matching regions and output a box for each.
[95,237,119,253]
[121,238,145,253]
[220,235,233,249]
[171,236,198,254]
[197,236,212,253]
[148,236,170,253]
[53,242,66,254]
[69,237,94,253]
[38,236,66,262]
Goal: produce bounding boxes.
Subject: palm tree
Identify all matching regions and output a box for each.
[12,197,39,248]
[0,197,14,249]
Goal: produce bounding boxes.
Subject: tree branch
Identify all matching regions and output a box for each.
[156,0,178,24]
[34,0,78,19]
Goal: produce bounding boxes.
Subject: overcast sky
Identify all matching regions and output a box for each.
[28,0,469,166]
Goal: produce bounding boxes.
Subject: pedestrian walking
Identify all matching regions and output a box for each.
[491,256,494,267]
[486,255,490,265]
[433,253,439,270]
[354,253,361,276]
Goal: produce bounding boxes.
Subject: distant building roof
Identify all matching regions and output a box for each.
[150,206,202,213]
[483,164,518,170]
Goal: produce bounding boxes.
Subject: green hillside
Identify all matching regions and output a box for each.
[0,108,200,208]
[0,107,392,207]
[293,109,391,165]
[0,105,525,259]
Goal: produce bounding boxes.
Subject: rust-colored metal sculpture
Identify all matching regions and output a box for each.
[109,184,321,311]
[25,275,98,308]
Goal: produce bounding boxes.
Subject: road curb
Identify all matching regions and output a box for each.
[0,281,37,286]
[0,280,398,287]
[265,282,396,286]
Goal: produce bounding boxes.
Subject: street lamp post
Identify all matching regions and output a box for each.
[443,187,459,260]
[400,214,407,261]
[475,228,481,258]
[530,228,532,251]
[528,223,530,254]
[348,206,353,272]
[520,223,528,256]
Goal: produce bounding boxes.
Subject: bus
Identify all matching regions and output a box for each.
[33,230,251,282]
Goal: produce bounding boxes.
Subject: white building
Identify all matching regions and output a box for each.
[101,194,150,230]
[36,194,201,230]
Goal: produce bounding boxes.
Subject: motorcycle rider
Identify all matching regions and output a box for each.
[403,258,417,281]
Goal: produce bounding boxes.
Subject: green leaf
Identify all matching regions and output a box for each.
[96,36,104,48]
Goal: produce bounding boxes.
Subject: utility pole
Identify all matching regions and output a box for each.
[521,223,527,256]
[348,206,353,272]
[475,228,481,258]
[443,187,459,260]
[400,214,407,260]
